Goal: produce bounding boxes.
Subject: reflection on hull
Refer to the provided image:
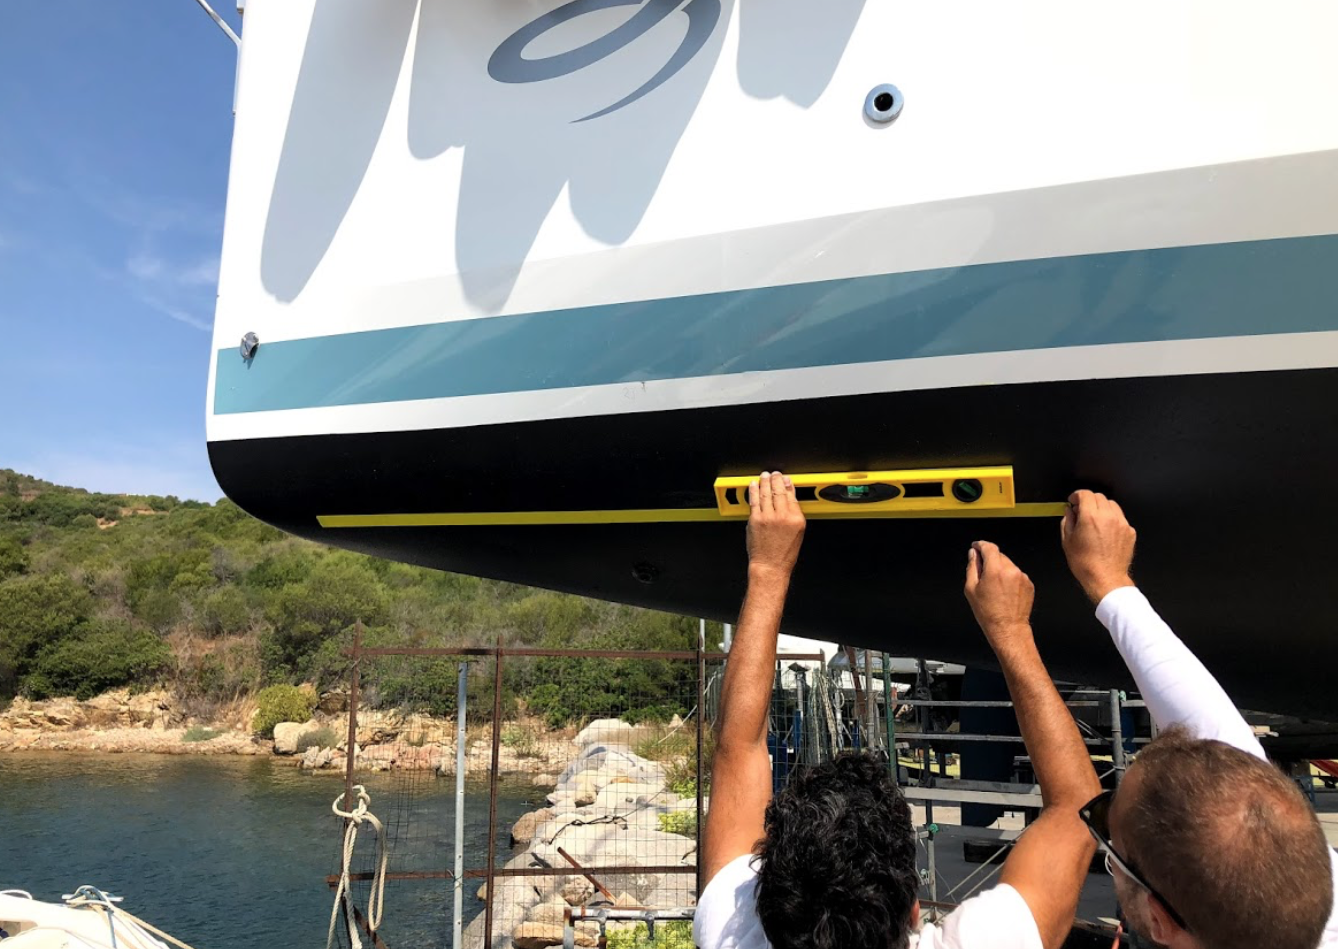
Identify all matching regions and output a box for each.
[211,368,1338,718]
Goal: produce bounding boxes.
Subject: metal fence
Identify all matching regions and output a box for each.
[326,629,834,949]
[324,632,1136,949]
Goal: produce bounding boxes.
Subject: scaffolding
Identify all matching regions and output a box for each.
[895,681,1146,912]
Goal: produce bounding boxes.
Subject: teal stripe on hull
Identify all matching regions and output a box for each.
[213,234,1338,415]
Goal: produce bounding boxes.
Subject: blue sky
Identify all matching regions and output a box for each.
[0,2,241,501]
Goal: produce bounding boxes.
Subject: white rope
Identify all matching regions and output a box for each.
[101,904,200,949]
[328,785,388,949]
[64,885,197,949]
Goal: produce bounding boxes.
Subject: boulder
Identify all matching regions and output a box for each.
[3,697,86,731]
[83,692,126,729]
[556,746,665,792]
[573,775,599,807]
[512,922,564,949]
[301,746,336,770]
[558,828,697,872]
[562,878,594,906]
[546,791,579,811]
[355,709,405,745]
[318,690,350,714]
[594,782,671,811]
[526,914,602,946]
[643,873,697,909]
[534,812,579,847]
[574,719,637,748]
[127,690,174,729]
[511,808,555,849]
[272,721,307,755]
[41,702,84,730]
[532,773,557,788]
[526,902,572,926]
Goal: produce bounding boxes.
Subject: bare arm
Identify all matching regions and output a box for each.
[965,542,1101,949]
[701,472,805,888]
[1062,490,1263,758]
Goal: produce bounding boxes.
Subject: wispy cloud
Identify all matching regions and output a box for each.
[1,158,222,332]
[64,163,223,239]
[126,252,165,281]
[126,251,218,287]
[1,171,45,196]
[134,293,214,332]
[177,257,220,287]
[122,251,219,331]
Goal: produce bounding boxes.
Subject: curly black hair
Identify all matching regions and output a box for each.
[754,753,919,949]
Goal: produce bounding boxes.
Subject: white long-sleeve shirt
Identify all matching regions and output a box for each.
[1095,586,1338,947]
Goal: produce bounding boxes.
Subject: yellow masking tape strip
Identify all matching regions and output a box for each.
[318,502,1068,529]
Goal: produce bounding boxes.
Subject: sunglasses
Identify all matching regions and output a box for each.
[1079,790,1189,932]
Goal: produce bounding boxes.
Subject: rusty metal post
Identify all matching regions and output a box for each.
[453,661,469,949]
[344,621,363,817]
[484,644,504,949]
[696,621,706,901]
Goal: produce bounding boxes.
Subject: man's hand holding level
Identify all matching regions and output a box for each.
[746,471,806,581]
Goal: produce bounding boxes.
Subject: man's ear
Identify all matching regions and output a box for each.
[1145,894,1186,947]
[910,900,920,929]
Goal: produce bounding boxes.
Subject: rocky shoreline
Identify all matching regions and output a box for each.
[0,690,265,756]
[0,690,640,780]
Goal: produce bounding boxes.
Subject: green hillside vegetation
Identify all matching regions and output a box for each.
[0,470,714,723]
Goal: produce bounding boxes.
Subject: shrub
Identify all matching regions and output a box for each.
[625,705,678,725]
[133,588,181,633]
[0,573,93,661]
[296,725,338,752]
[0,537,27,579]
[199,586,250,637]
[501,723,541,758]
[632,727,692,762]
[252,683,316,738]
[607,922,694,949]
[633,727,710,798]
[183,640,264,702]
[183,725,222,742]
[665,754,709,799]
[263,552,388,677]
[657,810,697,838]
[23,620,171,701]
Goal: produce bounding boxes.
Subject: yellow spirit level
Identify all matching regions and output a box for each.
[713,467,1016,518]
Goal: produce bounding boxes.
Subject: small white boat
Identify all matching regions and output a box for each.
[0,888,186,949]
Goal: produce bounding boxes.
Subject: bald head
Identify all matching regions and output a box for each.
[1112,727,1331,949]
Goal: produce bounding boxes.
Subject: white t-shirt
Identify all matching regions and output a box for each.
[1096,586,1338,948]
[694,854,1042,949]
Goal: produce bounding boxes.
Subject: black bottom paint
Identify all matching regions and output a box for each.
[209,368,1338,717]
